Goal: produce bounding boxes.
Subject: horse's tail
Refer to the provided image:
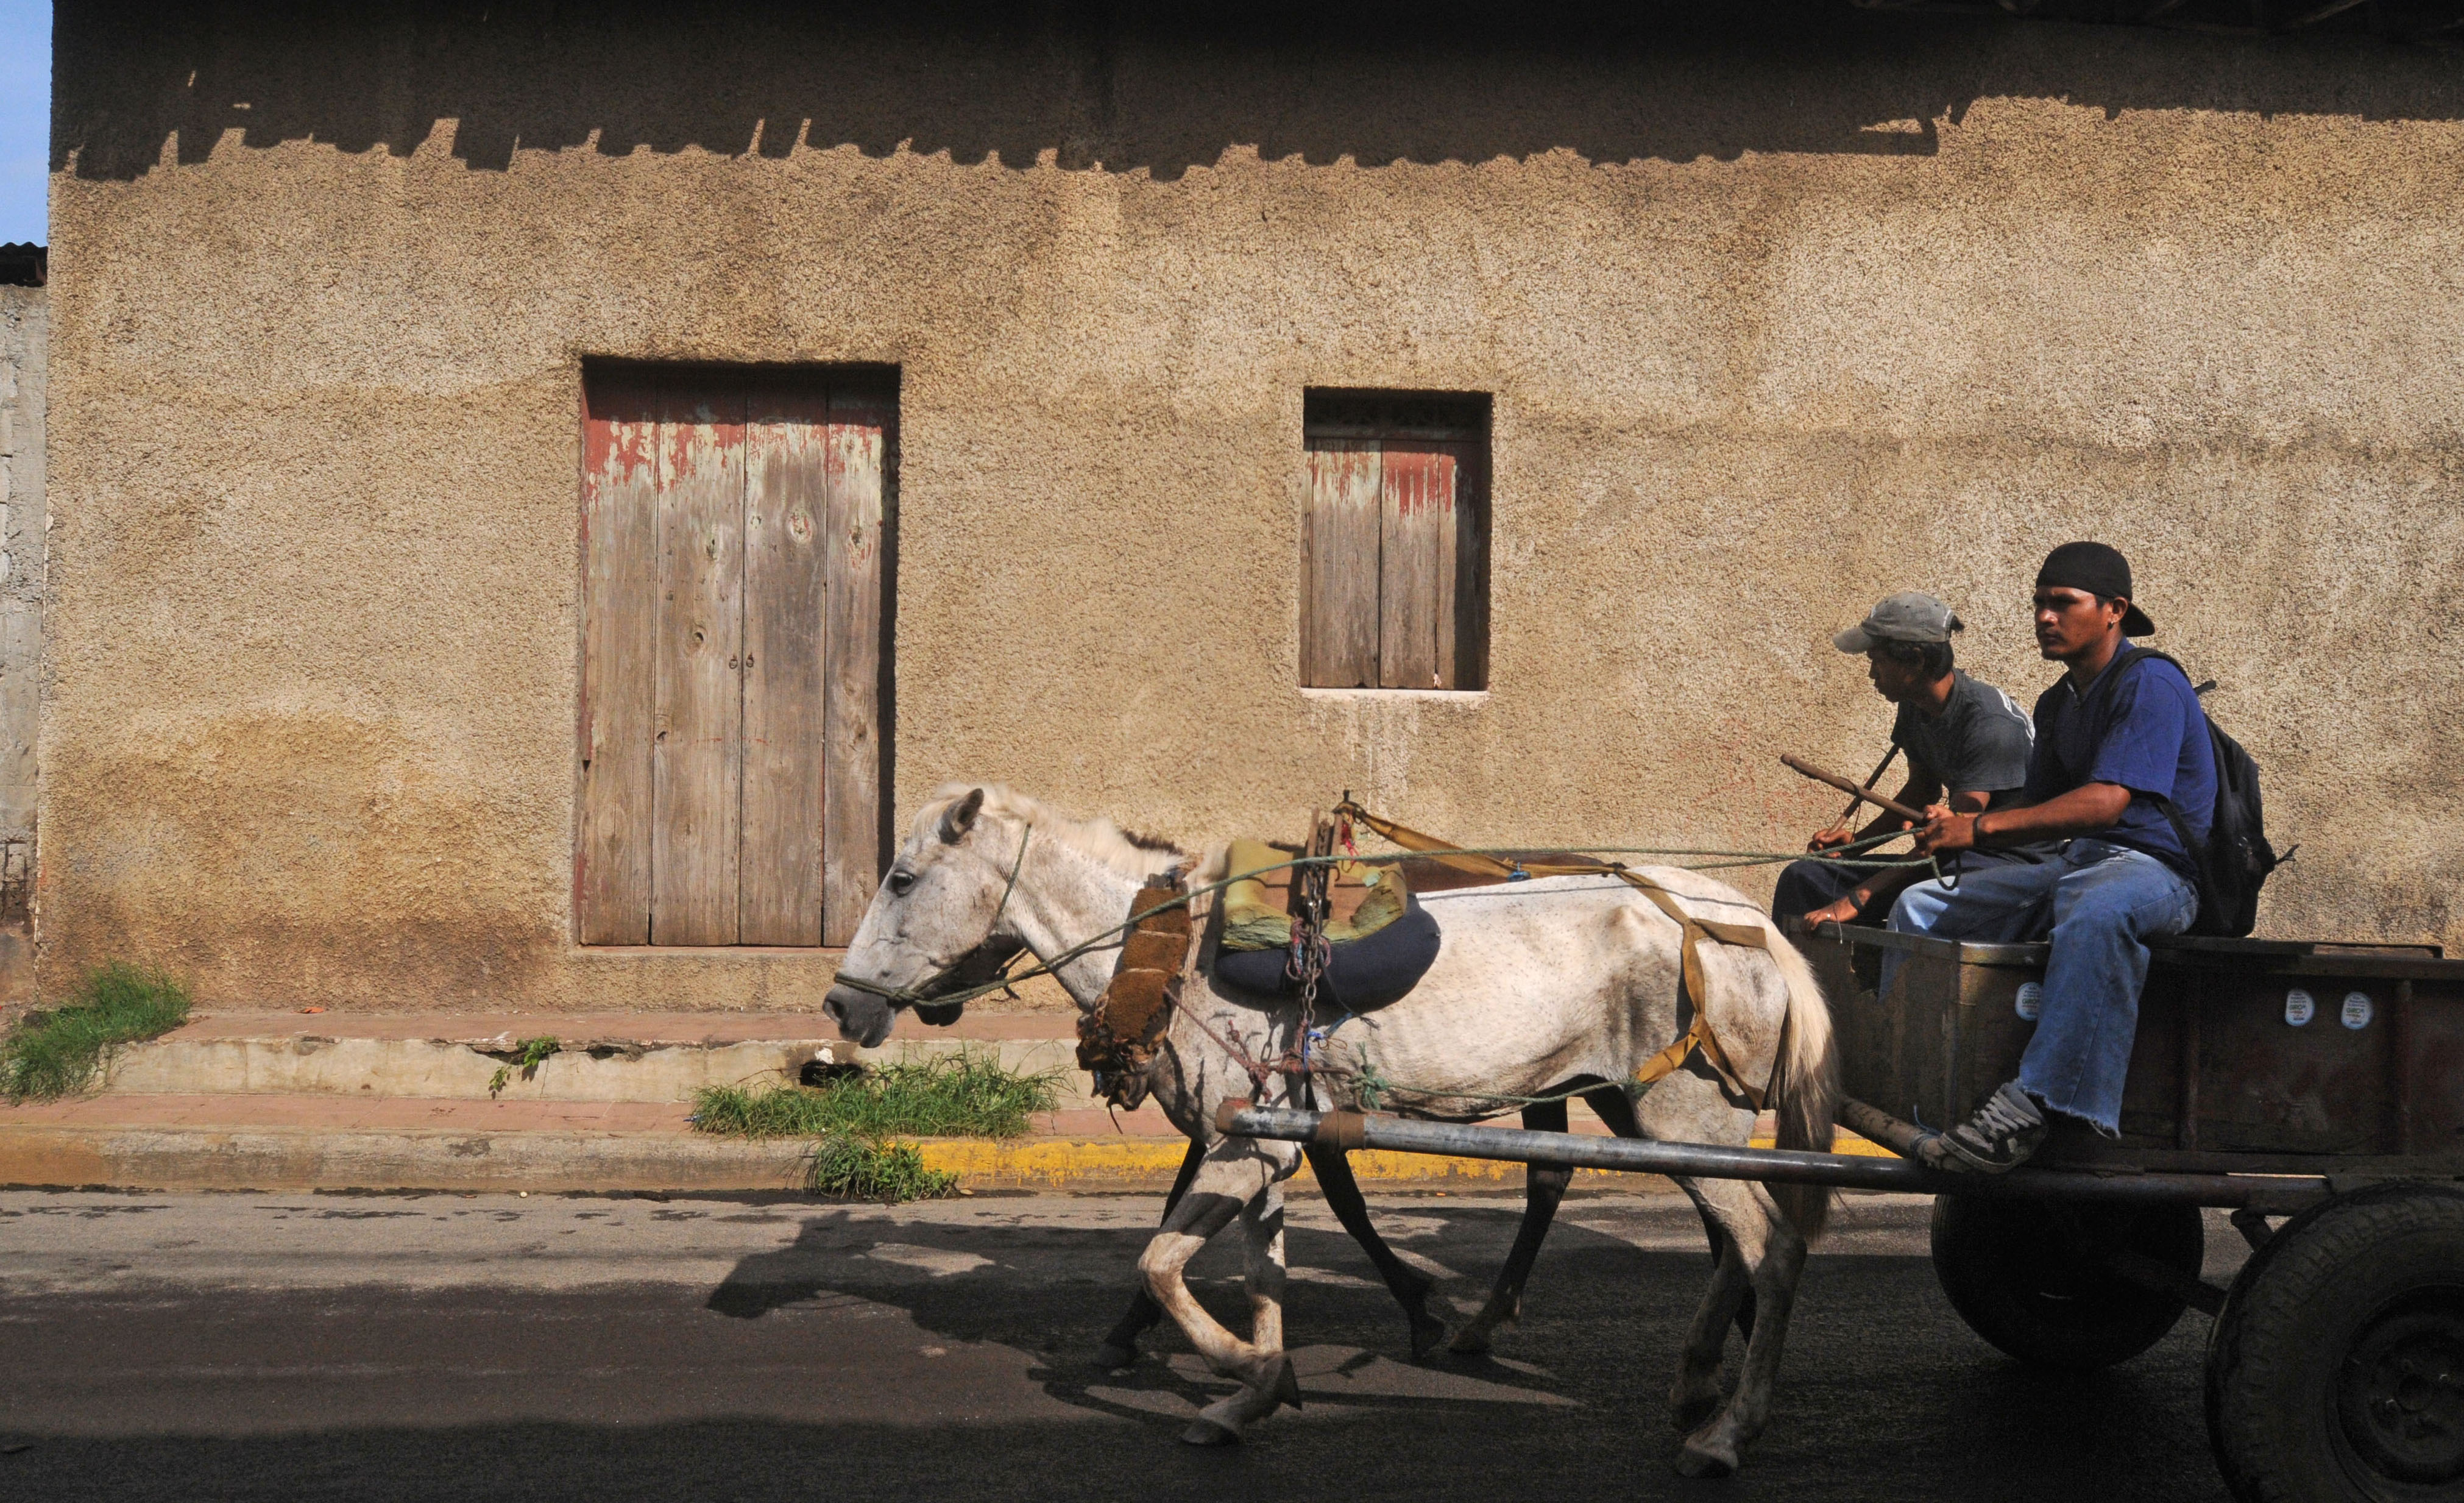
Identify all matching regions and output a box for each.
[1760,927,1839,1243]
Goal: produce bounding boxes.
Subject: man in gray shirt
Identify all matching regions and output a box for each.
[1774,591,2039,926]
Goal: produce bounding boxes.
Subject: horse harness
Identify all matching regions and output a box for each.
[830,824,1039,1019]
[1076,805,1773,1115]
[1075,869,1210,1110]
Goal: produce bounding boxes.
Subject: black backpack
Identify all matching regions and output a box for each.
[2098,648,2285,937]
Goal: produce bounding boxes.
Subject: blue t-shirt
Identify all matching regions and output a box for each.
[2022,647,2217,878]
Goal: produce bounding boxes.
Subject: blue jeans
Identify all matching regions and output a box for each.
[1885,840,2198,1134]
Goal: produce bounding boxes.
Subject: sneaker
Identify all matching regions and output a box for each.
[1919,1081,2047,1174]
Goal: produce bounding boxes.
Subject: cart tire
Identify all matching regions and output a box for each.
[2206,1183,2464,1503]
[1930,1195,2204,1370]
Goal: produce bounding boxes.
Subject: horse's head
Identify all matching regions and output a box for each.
[824,787,1020,1046]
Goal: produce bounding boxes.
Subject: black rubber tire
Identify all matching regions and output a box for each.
[2206,1183,2464,1503]
[1930,1194,2204,1370]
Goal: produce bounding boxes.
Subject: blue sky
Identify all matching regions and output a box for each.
[0,1,48,245]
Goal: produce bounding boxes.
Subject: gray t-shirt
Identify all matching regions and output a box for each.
[1891,670,2035,809]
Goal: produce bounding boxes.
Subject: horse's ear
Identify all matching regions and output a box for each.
[939,788,986,844]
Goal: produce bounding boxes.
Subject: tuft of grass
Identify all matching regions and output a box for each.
[487,1036,562,1097]
[691,1049,1060,1204]
[807,1135,958,1202]
[1,963,193,1103]
[692,1049,1063,1142]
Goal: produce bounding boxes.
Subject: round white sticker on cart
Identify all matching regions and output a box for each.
[2284,990,2314,1026]
[2342,992,2374,1030]
[2014,982,2043,1022]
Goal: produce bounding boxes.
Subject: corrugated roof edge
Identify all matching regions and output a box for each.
[0,244,46,288]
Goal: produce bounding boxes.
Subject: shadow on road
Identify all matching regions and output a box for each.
[0,1199,2231,1502]
[703,1200,1651,1430]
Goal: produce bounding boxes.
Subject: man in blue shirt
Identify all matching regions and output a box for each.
[1890,542,2216,1173]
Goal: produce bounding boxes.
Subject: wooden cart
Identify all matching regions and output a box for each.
[1225,922,2464,1501]
[1797,920,2464,1503]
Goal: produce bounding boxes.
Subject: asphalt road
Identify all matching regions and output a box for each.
[0,1187,2248,1502]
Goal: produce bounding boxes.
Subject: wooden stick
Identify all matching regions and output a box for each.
[1782,754,1930,823]
[1837,744,1901,826]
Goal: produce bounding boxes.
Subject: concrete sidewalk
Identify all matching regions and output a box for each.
[98,1009,1096,1107]
[0,1009,1877,1195]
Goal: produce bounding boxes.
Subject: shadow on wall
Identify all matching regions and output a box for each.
[52,0,2464,186]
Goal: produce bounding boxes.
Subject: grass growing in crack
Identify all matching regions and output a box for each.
[807,1137,958,1202]
[487,1036,562,1097]
[1,962,192,1103]
[692,1050,1063,1141]
[691,1050,1062,1204]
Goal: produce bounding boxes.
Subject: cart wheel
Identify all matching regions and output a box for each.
[2206,1183,2464,1502]
[1930,1195,2204,1370]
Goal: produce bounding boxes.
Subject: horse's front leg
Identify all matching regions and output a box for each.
[1226,1181,1302,1420]
[1450,1096,1574,1354]
[1095,1137,1206,1370]
[1135,1138,1305,1445]
[1306,1142,1448,1359]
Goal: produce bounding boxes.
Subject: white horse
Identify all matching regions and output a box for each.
[824,785,1839,1477]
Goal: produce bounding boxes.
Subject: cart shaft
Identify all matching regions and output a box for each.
[1217,1104,2331,1210]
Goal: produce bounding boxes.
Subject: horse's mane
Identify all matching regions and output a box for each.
[925,783,1188,880]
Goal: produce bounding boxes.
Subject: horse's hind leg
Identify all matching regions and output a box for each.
[1306,1142,1448,1359]
[1605,1086,1755,1349]
[1137,1142,1304,1446]
[1669,1187,1755,1435]
[1668,1176,1807,1479]
[1449,1098,1574,1354]
[1694,1204,1756,1343]
[1095,1137,1206,1370]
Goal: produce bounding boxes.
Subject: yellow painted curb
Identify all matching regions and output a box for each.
[0,1121,1903,1195]
[916,1138,1190,1190]
[914,1130,1897,1192]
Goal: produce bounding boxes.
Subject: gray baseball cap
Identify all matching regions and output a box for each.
[1833,591,1963,653]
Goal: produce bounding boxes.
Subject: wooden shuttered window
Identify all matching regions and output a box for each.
[578,369,891,947]
[1300,393,1490,691]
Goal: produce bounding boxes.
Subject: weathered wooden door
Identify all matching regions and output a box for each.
[577,370,890,947]
[1300,395,1489,690]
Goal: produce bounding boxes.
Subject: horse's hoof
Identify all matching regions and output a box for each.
[1408,1315,1450,1361]
[1179,1417,1242,1447]
[1269,1355,1304,1412]
[1669,1395,1722,1435]
[1673,1436,1740,1479]
[1675,1438,1734,1478]
[1092,1343,1137,1372]
[1445,1324,1494,1356]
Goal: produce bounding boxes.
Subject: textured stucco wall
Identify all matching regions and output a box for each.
[40,2,2464,1012]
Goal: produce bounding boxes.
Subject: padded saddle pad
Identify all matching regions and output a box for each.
[1219,837,1408,951]
[1209,889,1443,1014]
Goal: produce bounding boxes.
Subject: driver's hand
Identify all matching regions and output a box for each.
[1806,823,1855,853]
[1914,804,1978,856]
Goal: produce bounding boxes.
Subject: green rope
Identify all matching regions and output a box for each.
[1301,1046,1629,1115]
[1353,1061,1397,1113]
[1333,1070,1620,1114]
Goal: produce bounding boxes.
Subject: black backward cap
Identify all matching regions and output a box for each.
[2036,541,2156,636]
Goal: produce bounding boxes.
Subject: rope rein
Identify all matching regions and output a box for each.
[834,815,1938,1037]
